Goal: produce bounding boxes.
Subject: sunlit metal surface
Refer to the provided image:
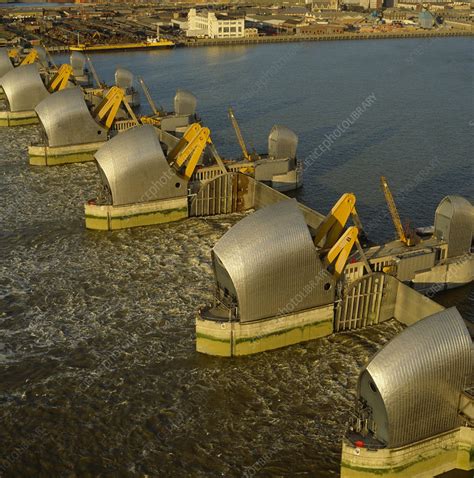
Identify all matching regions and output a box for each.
[35,87,107,147]
[212,200,334,322]
[358,307,472,448]
[268,125,298,159]
[70,51,86,77]
[0,64,49,112]
[434,195,473,258]
[95,124,187,206]
[174,90,197,116]
[34,46,47,66]
[0,48,14,78]
[115,67,134,89]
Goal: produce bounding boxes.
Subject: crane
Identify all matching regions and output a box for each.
[137,76,161,116]
[380,176,416,246]
[86,55,104,89]
[228,107,253,162]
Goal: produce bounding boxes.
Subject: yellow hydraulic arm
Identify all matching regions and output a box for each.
[228,107,251,162]
[313,193,365,249]
[323,226,360,280]
[168,123,211,180]
[48,64,73,92]
[20,49,38,66]
[8,48,19,60]
[380,176,414,246]
[93,86,127,129]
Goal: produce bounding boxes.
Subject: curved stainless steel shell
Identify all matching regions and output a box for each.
[0,63,49,112]
[174,90,197,116]
[268,125,298,159]
[435,195,473,258]
[212,200,334,323]
[0,48,14,78]
[94,124,188,206]
[115,67,134,89]
[70,51,86,77]
[34,46,47,65]
[35,87,107,148]
[358,307,472,448]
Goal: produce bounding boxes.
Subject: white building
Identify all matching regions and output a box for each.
[187,9,245,39]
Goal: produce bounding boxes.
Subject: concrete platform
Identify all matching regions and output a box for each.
[28,142,106,166]
[340,427,473,478]
[0,110,38,127]
[196,304,334,357]
[84,196,189,230]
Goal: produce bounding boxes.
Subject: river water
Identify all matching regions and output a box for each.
[1,38,473,477]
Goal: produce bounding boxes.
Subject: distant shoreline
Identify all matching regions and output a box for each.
[45,29,472,53]
[181,29,472,48]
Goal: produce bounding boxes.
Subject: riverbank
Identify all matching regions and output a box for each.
[45,29,472,53]
[182,29,472,48]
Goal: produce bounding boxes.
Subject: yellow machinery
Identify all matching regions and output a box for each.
[47,64,73,93]
[8,49,19,60]
[323,226,360,279]
[168,123,227,180]
[380,176,416,246]
[315,193,371,278]
[20,49,39,66]
[313,193,365,249]
[93,86,138,129]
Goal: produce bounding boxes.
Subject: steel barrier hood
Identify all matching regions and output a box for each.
[358,307,472,448]
[115,67,134,90]
[434,195,473,258]
[174,90,197,116]
[212,199,334,323]
[268,125,298,160]
[0,48,14,78]
[34,46,48,67]
[0,63,49,112]
[70,51,87,77]
[35,87,107,148]
[94,124,188,206]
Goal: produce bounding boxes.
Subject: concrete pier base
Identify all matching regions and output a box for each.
[0,110,38,127]
[196,305,334,357]
[340,427,473,478]
[28,142,106,166]
[84,196,189,230]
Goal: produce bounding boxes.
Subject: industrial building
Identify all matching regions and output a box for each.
[187,9,245,39]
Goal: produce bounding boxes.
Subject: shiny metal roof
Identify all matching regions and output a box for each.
[0,48,14,78]
[94,125,188,206]
[115,67,133,89]
[34,46,48,66]
[212,200,334,323]
[435,195,473,257]
[174,90,197,116]
[70,51,86,77]
[268,125,298,159]
[358,307,472,448]
[35,87,107,148]
[0,63,49,112]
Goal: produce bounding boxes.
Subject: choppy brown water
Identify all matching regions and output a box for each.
[1,38,473,477]
[0,125,408,478]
